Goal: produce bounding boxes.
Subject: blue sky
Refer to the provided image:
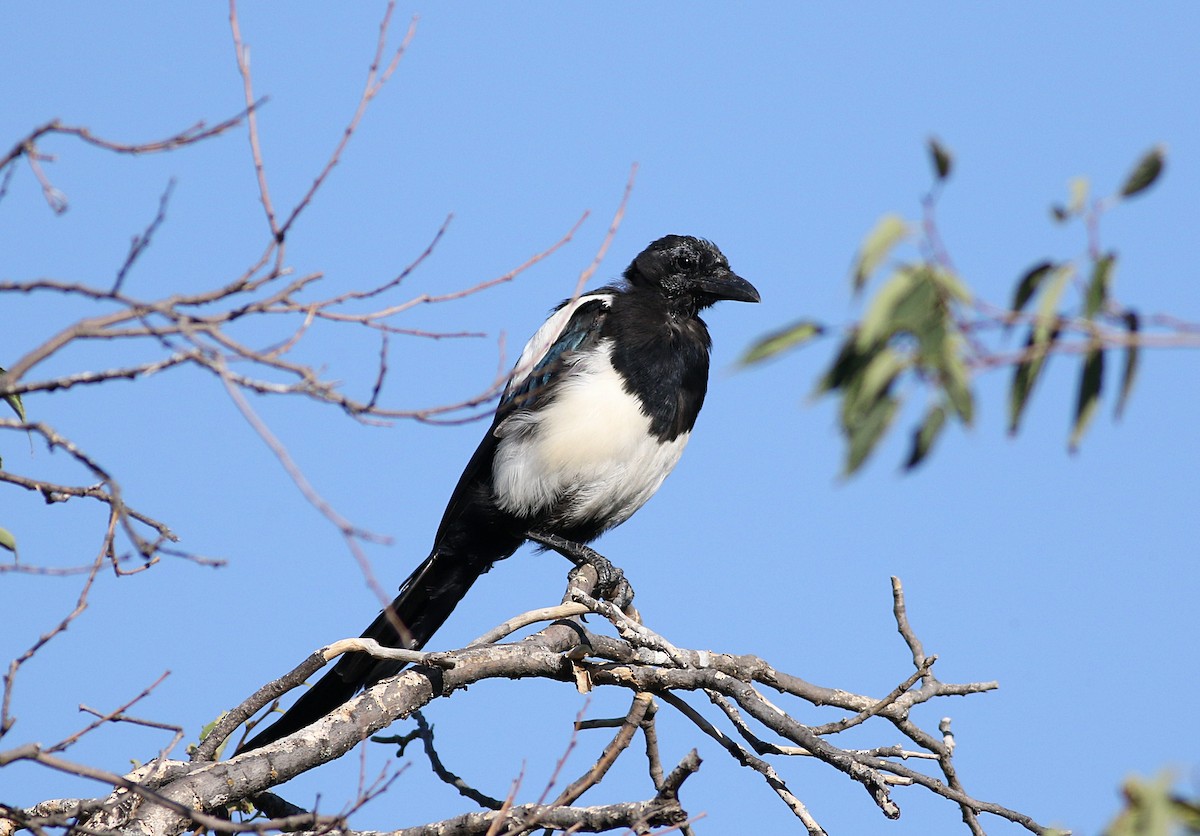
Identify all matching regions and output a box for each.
[2,3,1198,834]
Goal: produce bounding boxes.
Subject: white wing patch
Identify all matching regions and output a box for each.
[492,341,689,529]
[502,292,614,403]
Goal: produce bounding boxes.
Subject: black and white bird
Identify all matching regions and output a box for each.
[239,234,758,753]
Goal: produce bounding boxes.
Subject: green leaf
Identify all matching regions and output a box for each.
[928,137,953,181]
[1011,260,1055,314]
[1115,311,1140,420]
[1034,264,1074,347]
[816,337,871,395]
[0,366,25,423]
[0,527,15,554]
[198,712,228,743]
[1107,773,1181,836]
[927,265,972,304]
[854,347,906,416]
[887,269,943,344]
[852,214,909,292]
[740,319,825,366]
[938,337,975,425]
[191,710,230,760]
[1008,357,1041,435]
[1008,324,1058,435]
[1069,346,1105,453]
[905,403,947,471]
[1175,789,1200,831]
[1067,176,1089,214]
[838,347,905,475]
[1120,145,1166,198]
[856,268,920,349]
[1047,177,1090,223]
[845,394,898,476]
[1084,253,1116,319]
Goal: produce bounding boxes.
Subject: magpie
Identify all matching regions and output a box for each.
[238,234,758,753]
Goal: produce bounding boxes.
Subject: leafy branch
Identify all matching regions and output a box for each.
[742,141,1195,475]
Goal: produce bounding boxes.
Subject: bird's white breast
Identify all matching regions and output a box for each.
[492,341,689,528]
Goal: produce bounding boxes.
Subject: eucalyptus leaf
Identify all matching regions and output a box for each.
[1120,145,1165,198]
[888,269,941,329]
[1107,773,1177,836]
[856,268,920,349]
[927,265,971,304]
[1008,324,1058,435]
[905,403,947,470]
[845,393,898,476]
[1067,177,1089,214]
[1008,356,1039,435]
[928,137,953,181]
[1011,261,1055,314]
[852,214,909,292]
[198,712,228,743]
[856,347,906,413]
[1084,253,1116,320]
[1069,346,1105,452]
[1034,265,1073,347]
[939,338,975,425]
[0,366,26,423]
[1115,311,1140,420]
[817,336,871,395]
[0,527,15,554]
[739,319,825,366]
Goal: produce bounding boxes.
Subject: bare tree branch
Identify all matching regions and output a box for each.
[4,569,1046,836]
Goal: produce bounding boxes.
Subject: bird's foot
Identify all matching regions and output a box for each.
[527,531,635,612]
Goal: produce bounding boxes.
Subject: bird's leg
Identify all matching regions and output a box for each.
[527,531,635,612]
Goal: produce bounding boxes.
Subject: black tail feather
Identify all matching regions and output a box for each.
[236,550,494,754]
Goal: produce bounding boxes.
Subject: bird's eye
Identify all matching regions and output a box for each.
[675,253,698,272]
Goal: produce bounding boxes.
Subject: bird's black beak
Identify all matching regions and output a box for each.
[698,271,760,304]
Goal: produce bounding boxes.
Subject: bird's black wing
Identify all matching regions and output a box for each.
[497,294,612,415]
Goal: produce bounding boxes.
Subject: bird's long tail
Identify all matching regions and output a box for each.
[235,550,493,753]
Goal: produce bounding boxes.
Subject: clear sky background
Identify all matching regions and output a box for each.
[2,4,1198,835]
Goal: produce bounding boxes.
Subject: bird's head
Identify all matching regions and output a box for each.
[625,235,760,309]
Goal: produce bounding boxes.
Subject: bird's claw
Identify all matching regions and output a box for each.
[585,556,634,610]
[529,531,636,612]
